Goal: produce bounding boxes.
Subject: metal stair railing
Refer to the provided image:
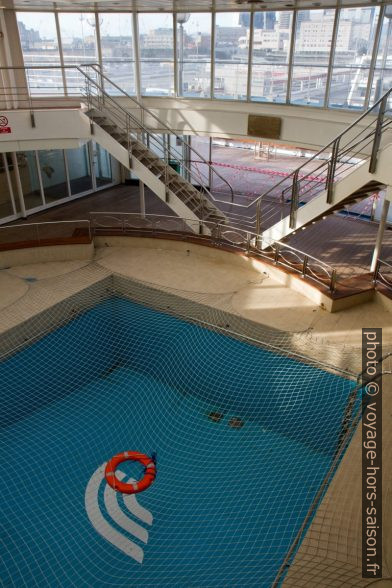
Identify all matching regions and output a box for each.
[1,65,391,233]
[90,211,338,293]
[254,85,392,234]
[373,258,392,292]
[204,87,392,232]
[0,65,232,223]
[80,63,234,206]
[80,70,223,221]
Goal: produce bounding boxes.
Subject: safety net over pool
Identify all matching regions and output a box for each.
[0,276,361,587]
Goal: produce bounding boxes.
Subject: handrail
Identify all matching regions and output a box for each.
[0,220,90,229]
[373,257,392,292]
[81,63,235,203]
[0,64,234,206]
[0,219,92,244]
[81,79,220,211]
[254,85,392,231]
[76,64,235,210]
[1,64,391,235]
[90,211,338,292]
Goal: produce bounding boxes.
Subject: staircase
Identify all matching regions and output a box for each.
[255,89,392,248]
[81,67,231,231]
[79,65,392,246]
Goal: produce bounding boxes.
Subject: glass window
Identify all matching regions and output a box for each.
[251,11,293,103]
[38,150,68,203]
[177,13,211,98]
[291,9,336,106]
[99,13,135,95]
[214,12,249,100]
[65,144,93,195]
[92,143,113,187]
[138,13,174,96]
[369,7,392,106]
[17,12,63,96]
[0,154,17,219]
[329,7,380,109]
[59,13,98,95]
[17,151,44,211]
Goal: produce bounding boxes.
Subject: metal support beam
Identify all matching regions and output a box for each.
[326,138,340,204]
[54,12,67,97]
[211,12,216,100]
[369,94,387,173]
[289,171,300,229]
[208,136,213,191]
[174,13,179,96]
[324,7,340,108]
[246,11,254,102]
[364,6,385,110]
[285,9,297,105]
[132,12,142,103]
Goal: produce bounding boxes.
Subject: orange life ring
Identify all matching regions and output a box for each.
[105,451,156,495]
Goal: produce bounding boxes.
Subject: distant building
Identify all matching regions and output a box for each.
[239,29,281,51]
[215,25,246,47]
[239,13,276,30]
[297,19,351,53]
[17,21,41,50]
[279,12,292,30]
[141,28,173,50]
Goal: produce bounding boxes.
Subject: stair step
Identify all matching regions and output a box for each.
[84,108,228,227]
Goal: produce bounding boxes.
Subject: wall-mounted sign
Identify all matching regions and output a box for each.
[0,114,11,134]
[247,115,281,139]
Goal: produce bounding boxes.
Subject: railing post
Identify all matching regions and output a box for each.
[330,268,337,293]
[26,70,35,128]
[301,255,308,278]
[98,65,105,107]
[164,166,169,203]
[280,191,285,221]
[289,171,300,229]
[85,76,95,135]
[246,232,251,254]
[255,197,262,235]
[326,137,340,204]
[274,243,280,264]
[214,222,222,246]
[373,259,381,285]
[369,94,388,174]
[126,114,132,169]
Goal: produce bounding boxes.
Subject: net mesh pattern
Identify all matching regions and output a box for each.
[0,270,364,587]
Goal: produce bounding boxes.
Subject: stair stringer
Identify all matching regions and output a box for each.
[84,114,208,234]
[260,142,392,249]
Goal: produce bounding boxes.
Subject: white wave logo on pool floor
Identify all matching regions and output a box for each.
[85,463,153,564]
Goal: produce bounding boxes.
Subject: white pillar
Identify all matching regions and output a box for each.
[370,187,391,273]
[139,181,146,219]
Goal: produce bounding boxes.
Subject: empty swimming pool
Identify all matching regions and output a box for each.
[0,295,357,587]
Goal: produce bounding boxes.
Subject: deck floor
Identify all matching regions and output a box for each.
[6,182,392,282]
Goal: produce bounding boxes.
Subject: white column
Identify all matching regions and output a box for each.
[370,187,391,273]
